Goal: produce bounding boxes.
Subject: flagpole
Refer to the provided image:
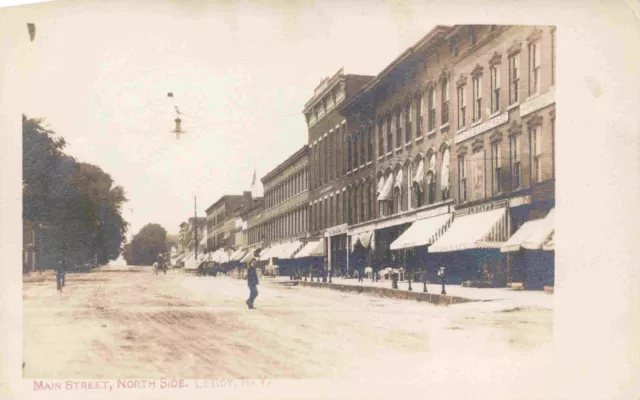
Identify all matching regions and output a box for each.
[194,195,198,260]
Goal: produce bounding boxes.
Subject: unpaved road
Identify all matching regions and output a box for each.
[23,265,553,389]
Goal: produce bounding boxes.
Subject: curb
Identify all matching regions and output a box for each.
[273,280,473,306]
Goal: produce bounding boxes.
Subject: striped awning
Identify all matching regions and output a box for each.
[521,209,554,250]
[429,208,508,253]
[377,175,394,201]
[295,240,324,258]
[351,231,374,252]
[390,213,454,250]
[269,240,303,260]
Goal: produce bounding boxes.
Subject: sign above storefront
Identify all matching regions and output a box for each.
[455,112,509,144]
[520,87,555,117]
[324,223,348,237]
[456,199,508,217]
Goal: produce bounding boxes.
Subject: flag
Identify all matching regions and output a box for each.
[250,169,256,187]
[27,23,35,42]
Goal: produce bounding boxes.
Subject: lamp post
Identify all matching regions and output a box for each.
[438,266,446,295]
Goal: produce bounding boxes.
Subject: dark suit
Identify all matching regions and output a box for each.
[247,266,259,308]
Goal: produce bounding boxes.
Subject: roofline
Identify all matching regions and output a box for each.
[205,194,246,214]
[261,145,309,183]
[340,25,452,113]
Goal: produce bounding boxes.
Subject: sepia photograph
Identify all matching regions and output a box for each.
[1,0,639,399]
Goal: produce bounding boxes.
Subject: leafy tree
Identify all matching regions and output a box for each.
[23,115,129,268]
[123,223,168,266]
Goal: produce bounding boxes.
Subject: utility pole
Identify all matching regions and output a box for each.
[194,195,198,260]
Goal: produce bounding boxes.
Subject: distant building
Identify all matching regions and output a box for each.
[205,192,254,251]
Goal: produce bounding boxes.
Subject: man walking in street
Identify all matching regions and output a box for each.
[55,256,68,292]
[246,259,259,309]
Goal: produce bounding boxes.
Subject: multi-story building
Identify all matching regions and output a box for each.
[253,146,310,262]
[428,25,556,288]
[304,68,374,275]
[339,26,456,279]
[204,192,254,251]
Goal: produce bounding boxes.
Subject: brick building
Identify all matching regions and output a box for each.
[304,68,374,276]
[248,146,309,265]
[339,26,456,279]
[428,25,556,288]
[205,193,254,251]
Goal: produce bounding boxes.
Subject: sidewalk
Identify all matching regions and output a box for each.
[271,276,554,310]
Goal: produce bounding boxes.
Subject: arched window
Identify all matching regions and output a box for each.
[413,157,425,207]
[441,147,451,200]
[428,153,437,204]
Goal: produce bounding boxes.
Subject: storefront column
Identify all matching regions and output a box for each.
[327,235,332,276]
[346,236,350,274]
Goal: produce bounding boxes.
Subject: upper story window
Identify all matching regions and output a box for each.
[441,78,450,125]
[457,85,466,130]
[360,130,366,166]
[396,110,403,147]
[378,122,384,156]
[510,135,521,189]
[490,65,501,114]
[417,94,424,134]
[347,139,353,172]
[529,41,541,96]
[428,87,436,131]
[491,142,502,195]
[472,75,482,122]
[367,126,373,162]
[331,90,337,105]
[353,136,359,169]
[508,54,520,104]
[530,125,542,183]
[458,154,467,203]
[450,37,460,57]
[470,28,477,47]
[386,116,393,153]
[405,104,412,143]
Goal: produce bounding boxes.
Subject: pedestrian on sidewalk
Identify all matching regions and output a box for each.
[246,259,259,309]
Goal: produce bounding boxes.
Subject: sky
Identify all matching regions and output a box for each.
[2,0,446,238]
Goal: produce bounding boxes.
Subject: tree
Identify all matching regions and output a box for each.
[23,115,129,268]
[123,223,168,266]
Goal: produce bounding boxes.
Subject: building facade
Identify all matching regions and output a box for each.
[205,193,254,251]
[304,69,374,275]
[440,25,556,288]
[251,146,309,255]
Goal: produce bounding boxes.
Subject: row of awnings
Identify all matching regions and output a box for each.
[375,152,451,201]
[369,207,554,254]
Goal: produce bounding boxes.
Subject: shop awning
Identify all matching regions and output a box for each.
[413,159,424,189]
[240,249,257,264]
[295,240,324,258]
[542,231,555,251]
[390,213,453,250]
[377,175,394,201]
[522,209,554,251]
[351,231,374,252]
[376,176,385,196]
[394,169,403,193]
[501,219,544,252]
[259,245,275,261]
[429,207,508,253]
[229,248,247,261]
[270,240,303,259]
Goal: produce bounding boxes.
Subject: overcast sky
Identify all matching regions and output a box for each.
[2,0,451,238]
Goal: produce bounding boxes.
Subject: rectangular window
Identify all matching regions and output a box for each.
[396,111,402,147]
[336,193,341,224]
[441,79,450,124]
[361,130,366,166]
[386,117,392,153]
[529,41,541,96]
[405,105,412,143]
[417,95,424,135]
[451,37,459,57]
[511,135,521,189]
[367,127,373,162]
[329,197,333,228]
[458,155,467,202]
[473,76,482,122]
[328,133,333,181]
[360,188,365,222]
[531,125,542,183]
[492,142,502,194]
[343,191,347,224]
[367,184,372,220]
[457,86,466,129]
[378,123,384,156]
[491,65,500,113]
[353,136,359,169]
[509,54,520,104]
[347,139,352,172]
[428,88,436,131]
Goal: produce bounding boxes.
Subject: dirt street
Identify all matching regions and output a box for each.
[23,265,553,393]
